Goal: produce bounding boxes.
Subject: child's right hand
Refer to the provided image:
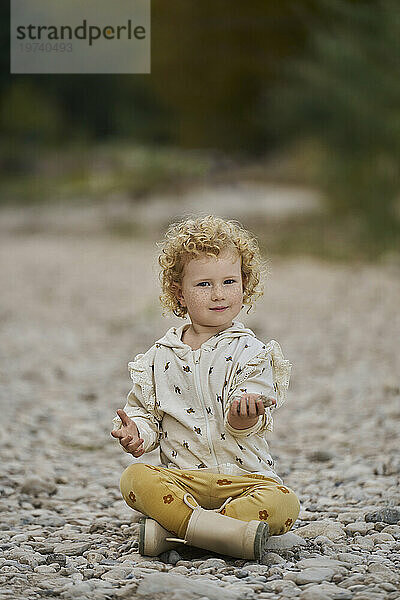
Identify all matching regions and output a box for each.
[111,409,145,457]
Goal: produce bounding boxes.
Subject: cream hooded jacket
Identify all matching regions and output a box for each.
[113,320,291,483]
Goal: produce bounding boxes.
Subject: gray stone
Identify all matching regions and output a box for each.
[198,558,226,569]
[20,476,57,496]
[243,563,269,574]
[292,567,335,585]
[136,572,243,599]
[265,532,307,550]
[262,552,286,565]
[381,524,400,538]
[364,508,400,525]
[300,583,353,599]
[100,566,132,581]
[296,558,347,571]
[34,565,57,573]
[54,542,92,556]
[345,522,374,535]
[367,562,399,583]
[295,521,345,541]
[308,450,335,462]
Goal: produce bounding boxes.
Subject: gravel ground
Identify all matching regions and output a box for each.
[1,212,400,600]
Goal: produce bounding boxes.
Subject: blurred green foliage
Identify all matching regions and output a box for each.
[268,0,400,238]
[0,1,316,150]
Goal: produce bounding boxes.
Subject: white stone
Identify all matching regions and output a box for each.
[265,532,307,549]
[136,572,242,599]
[293,567,335,585]
[295,521,345,541]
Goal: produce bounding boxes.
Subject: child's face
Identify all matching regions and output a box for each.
[175,248,244,330]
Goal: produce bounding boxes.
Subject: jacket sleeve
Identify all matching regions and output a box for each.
[112,351,163,453]
[224,340,291,438]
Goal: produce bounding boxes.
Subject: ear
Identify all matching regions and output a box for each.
[172,282,186,306]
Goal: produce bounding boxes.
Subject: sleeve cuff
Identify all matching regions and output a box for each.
[132,417,157,452]
[111,415,156,453]
[224,413,265,437]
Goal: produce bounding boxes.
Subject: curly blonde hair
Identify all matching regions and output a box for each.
[157,214,270,319]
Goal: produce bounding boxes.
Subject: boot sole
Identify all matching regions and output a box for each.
[253,521,270,560]
[138,516,147,556]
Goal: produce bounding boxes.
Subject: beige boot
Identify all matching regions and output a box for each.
[170,494,270,561]
[138,517,180,557]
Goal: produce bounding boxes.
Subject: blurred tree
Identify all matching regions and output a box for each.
[1,81,63,142]
[151,0,317,153]
[269,0,400,238]
[0,1,319,153]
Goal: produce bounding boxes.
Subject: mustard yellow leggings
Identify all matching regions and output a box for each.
[120,463,300,539]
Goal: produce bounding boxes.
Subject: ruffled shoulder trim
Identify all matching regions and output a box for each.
[232,339,292,410]
[127,346,161,418]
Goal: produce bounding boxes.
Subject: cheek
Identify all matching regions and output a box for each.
[185,289,207,308]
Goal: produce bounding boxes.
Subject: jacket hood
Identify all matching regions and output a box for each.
[155,320,256,359]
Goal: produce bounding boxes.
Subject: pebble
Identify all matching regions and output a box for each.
[345,522,375,535]
[265,532,307,549]
[289,567,335,585]
[20,476,57,496]
[295,521,346,541]
[364,508,400,525]
[136,572,243,599]
[53,542,92,556]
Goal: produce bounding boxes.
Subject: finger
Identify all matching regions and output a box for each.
[229,399,239,415]
[240,397,248,417]
[117,409,131,426]
[126,439,144,453]
[256,399,265,414]
[247,396,257,417]
[120,435,133,448]
[111,428,125,439]
[132,446,145,458]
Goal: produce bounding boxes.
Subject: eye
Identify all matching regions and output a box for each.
[196,279,236,286]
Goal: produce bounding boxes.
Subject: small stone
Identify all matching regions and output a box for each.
[265,531,307,550]
[261,553,285,565]
[53,541,92,556]
[244,563,269,574]
[85,551,105,564]
[20,476,57,496]
[369,532,395,543]
[296,558,346,571]
[381,524,400,538]
[292,567,335,585]
[300,583,353,599]
[101,566,132,581]
[368,562,399,583]
[162,550,182,565]
[136,572,243,599]
[169,565,188,574]
[364,508,400,525]
[198,558,226,569]
[308,450,334,462]
[235,569,249,579]
[345,521,374,535]
[34,565,57,573]
[295,521,345,541]
[45,553,66,567]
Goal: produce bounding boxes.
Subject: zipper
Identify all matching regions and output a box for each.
[193,348,218,467]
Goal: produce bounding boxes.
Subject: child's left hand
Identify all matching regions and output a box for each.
[227,393,276,430]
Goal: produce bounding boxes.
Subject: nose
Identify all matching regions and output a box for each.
[211,285,225,301]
